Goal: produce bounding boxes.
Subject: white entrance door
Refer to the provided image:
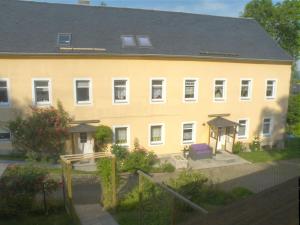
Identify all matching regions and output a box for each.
[77,132,94,154]
[217,128,226,150]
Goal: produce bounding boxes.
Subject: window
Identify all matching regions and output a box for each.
[182,122,196,144]
[0,128,10,141]
[114,126,130,146]
[184,79,198,102]
[121,35,136,47]
[137,36,152,47]
[240,79,252,100]
[79,133,87,143]
[262,118,272,136]
[237,119,249,139]
[33,79,51,105]
[0,79,9,106]
[214,79,226,101]
[151,79,166,103]
[74,79,92,105]
[149,124,164,145]
[266,80,276,99]
[113,79,129,104]
[57,33,72,46]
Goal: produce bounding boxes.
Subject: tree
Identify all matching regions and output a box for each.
[8,102,72,161]
[94,125,113,151]
[287,94,300,136]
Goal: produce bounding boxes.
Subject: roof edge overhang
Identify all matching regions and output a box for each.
[0,52,293,65]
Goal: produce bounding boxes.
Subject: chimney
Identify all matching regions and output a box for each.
[78,0,90,5]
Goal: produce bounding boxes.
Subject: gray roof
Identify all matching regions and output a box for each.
[68,124,97,133]
[207,117,239,128]
[0,0,292,62]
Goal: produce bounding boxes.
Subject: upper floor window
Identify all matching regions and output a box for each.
[114,126,130,146]
[151,78,166,103]
[0,127,10,141]
[75,79,92,105]
[149,124,164,145]
[113,79,129,104]
[240,79,252,100]
[57,33,72,46]
[121,35,136,47]
[33,79,51,105]
[184,79,198,102]
[237,119,249,139]
[262,117,272,136]
[214,79,226,101]
[266,80,277,99]
[182,122,196,144]
[137,36,152,47]
[0,79,9,106]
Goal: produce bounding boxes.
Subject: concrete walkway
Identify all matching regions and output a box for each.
[0,162,9,177]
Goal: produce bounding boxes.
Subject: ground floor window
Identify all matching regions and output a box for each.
[237,119,249,139]
[182,122,195,144]
[79,132,87,143]
[262,118,272,136]
[114,126,129,146]
[0,128,11,141]
[149,124,164,145]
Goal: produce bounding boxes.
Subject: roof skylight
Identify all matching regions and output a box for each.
[137,35,152,47]
[57,33,72,46]
[121,35,136,47]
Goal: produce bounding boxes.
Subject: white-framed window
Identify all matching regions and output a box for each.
[240,79,252,100]
[214,79,226,101]
[0,78,9,106]
[265,79,277,99]
[150,78,166,103]
[74,79,92,105]
[237,119,249,139]
[182,122,196,144]
[32,79,51,105]
[149,123,165,145]
[183,78,198,102]
[262,117,272,136]
[113,125,130,146]
[0,127,11,141]
[113,79,129,104]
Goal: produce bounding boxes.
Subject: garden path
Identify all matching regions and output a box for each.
[0,162,8,177]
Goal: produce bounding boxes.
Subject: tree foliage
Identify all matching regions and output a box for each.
[242,0,300,58]
[8,102,71,161]
[287,94,300,136]
[94,125,113,151]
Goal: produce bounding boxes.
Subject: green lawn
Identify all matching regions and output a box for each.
[238,149,300,163]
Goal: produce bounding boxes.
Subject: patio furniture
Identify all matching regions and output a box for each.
[189,144,212,160]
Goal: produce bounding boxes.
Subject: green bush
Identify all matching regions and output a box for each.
[111,144,129,160]
[249,136,261,152]
[94,125,113,151]
[285,137,300,150]
[232,141,246,154]
[230,187,253,200]
[0,165,59,217]
[159,162,176,173]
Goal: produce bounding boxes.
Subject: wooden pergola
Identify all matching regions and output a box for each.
[60,152,117,212]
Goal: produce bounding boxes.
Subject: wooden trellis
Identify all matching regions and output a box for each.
[60,152,117,212]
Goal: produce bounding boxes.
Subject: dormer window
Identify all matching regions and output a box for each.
[57,33,72,46]
[121,35,136,47]
[137,35,152,47]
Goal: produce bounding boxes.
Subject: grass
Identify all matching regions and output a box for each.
[0,154,26,161]
[238,149,300,163]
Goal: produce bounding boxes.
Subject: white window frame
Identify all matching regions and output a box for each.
[113,125,130,147]
[0,128,11,142]
[183,78,199,103]
[150,78,166,104]
[149,123,165,146]
[182,122,196,144]
[112,78,130,104]
[213,78,227,102]
[73,78,93,106]
[32,78,52,106]
[240,79,253,101]
[262,117,272,136]
[237,118,249,139]
[0,78,10,107]
[265,79,277,100]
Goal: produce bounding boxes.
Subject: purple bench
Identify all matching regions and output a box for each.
[189,144,212,160]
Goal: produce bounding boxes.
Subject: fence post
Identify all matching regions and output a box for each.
[67,162,72,200]
[111,156,117,208]
[171,196,176,225]
[138,172,144,225]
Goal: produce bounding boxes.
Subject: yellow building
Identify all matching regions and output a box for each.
[0,0,292,155]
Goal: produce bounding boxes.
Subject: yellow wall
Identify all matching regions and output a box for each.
[0,56,291,155]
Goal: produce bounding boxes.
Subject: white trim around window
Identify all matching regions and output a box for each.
[237,118,249,139]
[183,78,199,103]
[113,125,130,147]
[112,78,130,105]
[265,79,277,100]
[240,78,253,101]
[181,121,196,144]
[150,78,166,104]
[32,78,52,106]
[0,78,10,107]
[73,78,93,106]
[0,127,11,142]
[213,78,227,102]
[149,123,165,146]
[261,117,273,137]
